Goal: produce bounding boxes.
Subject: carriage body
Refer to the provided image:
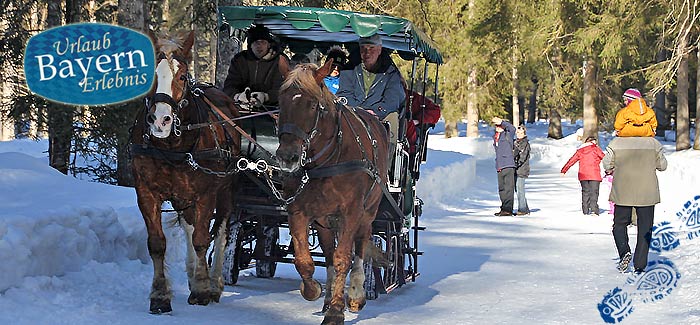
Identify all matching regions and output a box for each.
[216,6,442,299]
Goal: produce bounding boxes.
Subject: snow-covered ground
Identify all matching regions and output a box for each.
[0,121,698,324]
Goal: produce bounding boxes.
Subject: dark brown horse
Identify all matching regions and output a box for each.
[130,30,240,314]
[276,60,388,325]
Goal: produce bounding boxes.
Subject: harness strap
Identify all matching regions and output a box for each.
[306,160,377,179]
[130,144,232,161]
[183,109,279,131]
[153,92,178,109]
[200,94,274,158]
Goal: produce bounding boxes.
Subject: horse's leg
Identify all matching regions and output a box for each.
[346,224,372,312]
[187,198,216,306]
[181,211,196,291]
[137,191,171,314]
[289,211,322,301]
[209,188,233,303]
[323,223,357,325]
[317,226,336,313]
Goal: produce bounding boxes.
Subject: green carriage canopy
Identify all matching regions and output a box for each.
[218,6,443,64]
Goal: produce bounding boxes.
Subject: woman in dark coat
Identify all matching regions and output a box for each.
[513,126,531,215]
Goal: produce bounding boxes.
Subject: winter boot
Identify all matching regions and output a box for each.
[617,252,632,273]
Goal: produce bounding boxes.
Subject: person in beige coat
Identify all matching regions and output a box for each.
[602,136,667,273]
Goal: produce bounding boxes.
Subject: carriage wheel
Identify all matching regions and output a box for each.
[385,222,402,288]
[223,221,242,285]
[364,235,383,300]
[255,226,279,278]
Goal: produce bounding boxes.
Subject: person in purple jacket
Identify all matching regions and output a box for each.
[492,117,517,216]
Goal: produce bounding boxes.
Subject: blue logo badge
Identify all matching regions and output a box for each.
[24,23,155,105]
[625,259,680,304]
[650,221,680,253]
[598,287,634,324]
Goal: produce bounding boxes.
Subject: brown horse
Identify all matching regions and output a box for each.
[276,60,389,325]
[130,30,240,314]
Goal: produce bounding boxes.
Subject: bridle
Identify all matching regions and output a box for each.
[145,52,192,138]
[277,93,339,168]
[273,85,382,205]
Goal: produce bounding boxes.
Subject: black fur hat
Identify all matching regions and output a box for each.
[247,24,273,43]
[325,46,349,70]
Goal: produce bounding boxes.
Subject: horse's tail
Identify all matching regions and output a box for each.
[363,240,391,268]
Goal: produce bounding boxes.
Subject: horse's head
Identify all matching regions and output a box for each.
[147,31,194,138]
[275,59,334,173]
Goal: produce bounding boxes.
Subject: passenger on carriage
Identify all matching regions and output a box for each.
[222,24,290,109]
[322,46,349,94]
[336,34,405,157]
[404,86,441,154]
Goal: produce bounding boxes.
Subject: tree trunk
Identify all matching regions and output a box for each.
[464,0,478,138]
[215,0,243,88]
[527,79,537,124]
[654,48,670,134]
[676,35,690,151]
[511,73,519,127]
[445,120,458,138]
[695,48,700,150]
[116,0,147,186]
[46,0,76,175]
[512,48,520,127]
[582,58,598,140]
[527,78,538,124]
[466,67,478,137]
[547,109,563,139]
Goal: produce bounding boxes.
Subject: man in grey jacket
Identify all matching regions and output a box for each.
[336,34,405,159]
[602,137,667,273]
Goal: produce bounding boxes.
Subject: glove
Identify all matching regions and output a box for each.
[233,87,251,103]
[250,92,269,106]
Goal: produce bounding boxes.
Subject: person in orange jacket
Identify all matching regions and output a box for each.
[614,88,658,137]
[561,136,606,215]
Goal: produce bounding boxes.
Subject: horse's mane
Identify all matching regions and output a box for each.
[156,31,186,57]
[281,63,336,108]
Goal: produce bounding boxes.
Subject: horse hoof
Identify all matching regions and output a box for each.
[210,292,222,303]
[187,292,211,306]
[300,279,322,301]
[347,296,366,313]
[321,310,344,325]
[149,298,172,314]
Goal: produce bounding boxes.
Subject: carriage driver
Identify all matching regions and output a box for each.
[336,34,405,160]
[223,24,289,108]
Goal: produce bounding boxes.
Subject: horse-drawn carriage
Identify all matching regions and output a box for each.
[216,5,442,298]
[130,5,441,323]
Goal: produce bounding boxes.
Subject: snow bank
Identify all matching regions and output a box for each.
[0,152,147,292]
[416,136,484,207]
[417,151,476,206]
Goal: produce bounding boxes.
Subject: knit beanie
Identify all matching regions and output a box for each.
[623,88,642,101]
[325,46,349,70]
[247,24,273,43]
